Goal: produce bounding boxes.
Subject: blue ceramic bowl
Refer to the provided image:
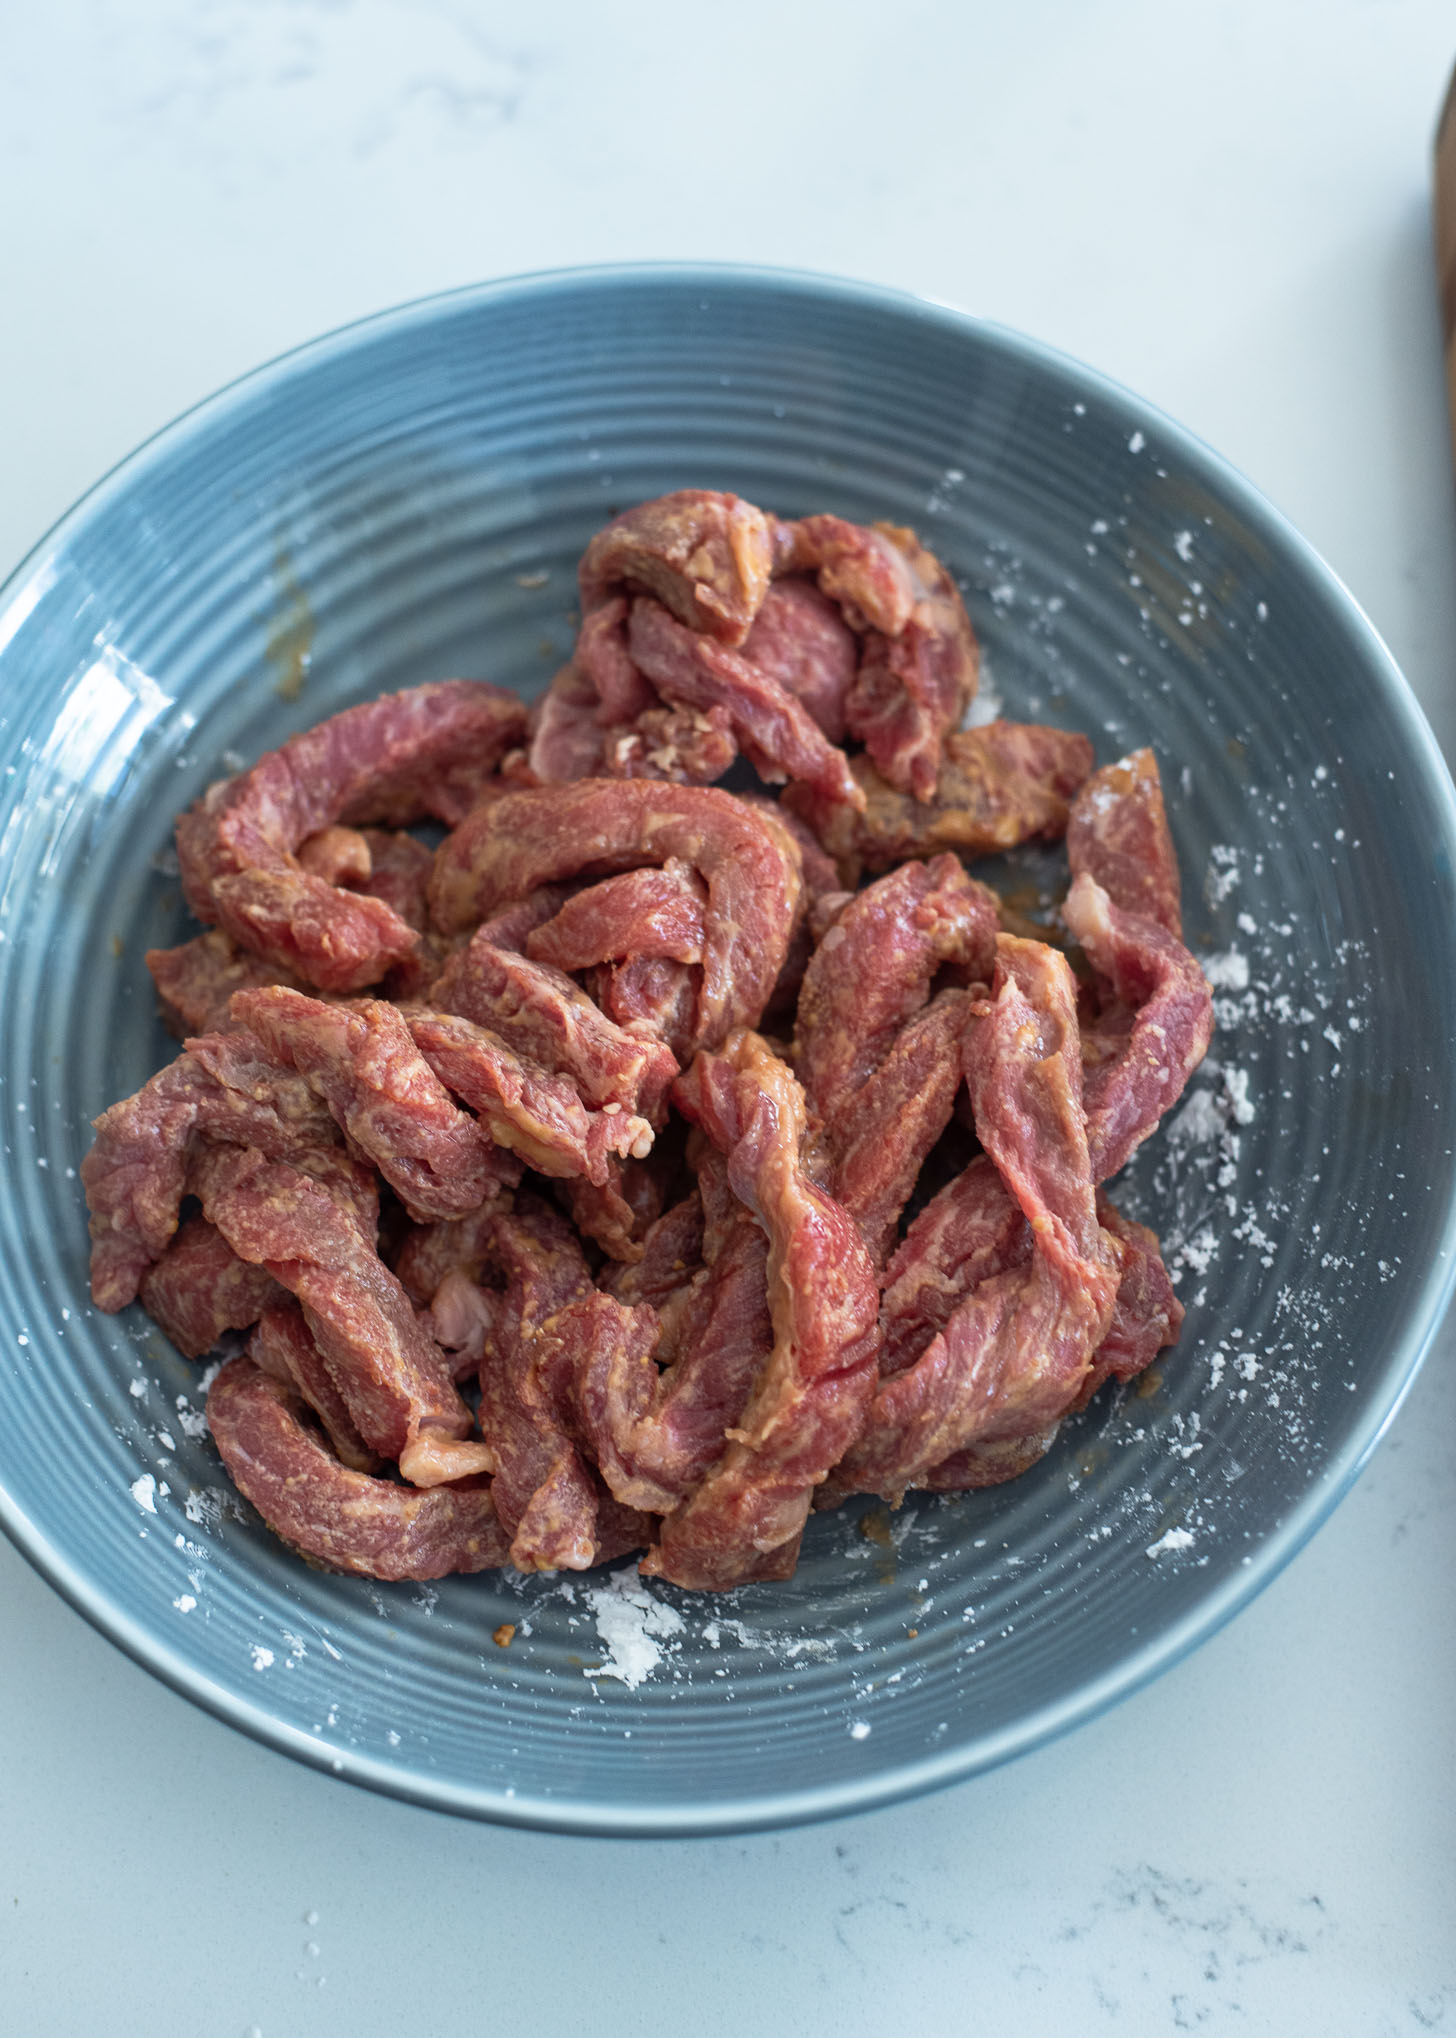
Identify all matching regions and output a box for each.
[1,266,1453,1836]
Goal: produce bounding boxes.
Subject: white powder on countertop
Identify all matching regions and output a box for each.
[583,1567,686,1689]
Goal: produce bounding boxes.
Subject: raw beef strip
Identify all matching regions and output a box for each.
[795,856,998,1115]
[793,855,997,1261]
[137,1215,282,1359]
[81,1028,345,1312]
[429,781,804,1056]
[876,1155,1031,1379]
[739,577,858,743]
[627,597,863,810]
[741,793,842,1023]
[192,1144,492,1487]
[563,1176,773,1516]
[1073,1199,1184,1408]
[1066,747,1183,938]
[430,1195,651,1571]
[917,1200,1183,1492]
[842,524,980,802]
[592,955,700,1065]
[830,938,1120,1502]
[642,1033,879,1589]
[175,680,527,993]
[575,597,656,723]
[774,514,917,635]
[600,1190,706,1312]
[248,1295,379,1473]
[561,1145,673,1263]
[1060,750,1213,1181]
[146,930,306,1037]
[579,490,774,646]
[230,985,504,1221]
[207,1359,508,1581]
[529,598,739,788]
[392,1201,515,1307]
[825,989,978,1268]
[429,931,677,1123]
[785,721,1095,882]
[403,1008,652,1184]
[1065,867,1214,1182]
[525,862,707,971]
[528,662,608,782]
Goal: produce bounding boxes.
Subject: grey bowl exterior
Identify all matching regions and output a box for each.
[0,264,1453,1836]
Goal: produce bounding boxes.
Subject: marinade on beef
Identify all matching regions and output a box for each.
[1065,874,1215,1183]
[777,513,981,798]
[429,781,804,1056]
[643,1033,879,1589]
[175,680,528,993]
[1075,1199,1185,1407]
[579,490,775,647]
[599,1189,706,1312]
[295,824,373,887]
[918,1208,1184,1494]
[561,1150,671,1263]
[831,939,1120,1503]
[229,986,504,1222]
[207,1358,508,1581]
[786,721,1096,882]
[833,1161,1181,1502]
[137,1215,283,1360]
[192,1144,492,1488]
[353,827,435,932]
[530,619,744,787]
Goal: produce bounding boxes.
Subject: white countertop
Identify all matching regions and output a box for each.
[3,4,1455,2031]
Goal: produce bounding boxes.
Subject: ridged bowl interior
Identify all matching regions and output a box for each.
[1,266,1453,1835]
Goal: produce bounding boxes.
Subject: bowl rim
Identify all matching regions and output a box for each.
[2,259,1455,1838]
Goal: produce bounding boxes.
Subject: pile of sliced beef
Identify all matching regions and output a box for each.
[82,490,1212,1590]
